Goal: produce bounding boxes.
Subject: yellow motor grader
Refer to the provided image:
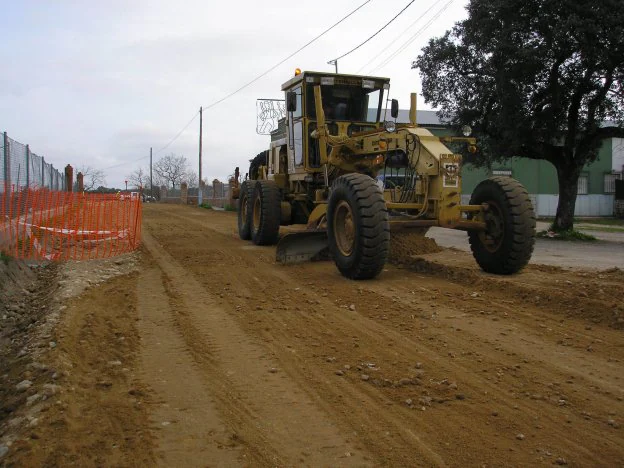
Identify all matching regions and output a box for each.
[236,70,535,279]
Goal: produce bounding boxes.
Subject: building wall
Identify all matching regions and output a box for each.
[613,138,624,172]
[459,138,615,216]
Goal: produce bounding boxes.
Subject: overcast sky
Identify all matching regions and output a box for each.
[1,0,469,189]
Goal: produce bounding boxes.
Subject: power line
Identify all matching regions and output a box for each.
[153,111,200,155]
[369,0,455,74]
[102,1,374,174]
[100,155,150,171]
[356,0,445,74]
[101,110,199,171]
[329,0,416,64]
[201,0,374,110]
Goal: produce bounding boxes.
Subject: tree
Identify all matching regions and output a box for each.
[184,170,199,188]
[414,0,624,230]
[75,166,106,191]
[153,154,189,189]
[127,167,148,190]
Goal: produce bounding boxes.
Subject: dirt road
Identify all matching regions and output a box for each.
[4,204,623,467]
[427,224,624,270]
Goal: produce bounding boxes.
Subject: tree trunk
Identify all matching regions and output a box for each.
[553,161,581,231]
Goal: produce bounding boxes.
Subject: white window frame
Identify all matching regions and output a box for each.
[577,174,589,195]
[604,172,622,194]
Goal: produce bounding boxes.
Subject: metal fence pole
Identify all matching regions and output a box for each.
[26,144,30,188]
[50,164,54,190]
[3,132,9,211]
[41,156,45,188]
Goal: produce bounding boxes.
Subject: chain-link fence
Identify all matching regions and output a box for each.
[1,131,65,192]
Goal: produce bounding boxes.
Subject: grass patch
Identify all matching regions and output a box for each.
[538,217,624,227]
[576,217,624,226]
[224,204,237,212]
[199,202,212,210]
[537,228,597,241]
[575,225,624,233]
[0,250,11,265]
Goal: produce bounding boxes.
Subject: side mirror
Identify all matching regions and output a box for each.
[286,91,297,112]
[391,99,399,119]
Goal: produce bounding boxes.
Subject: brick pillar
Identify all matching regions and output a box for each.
[180,182,188,204]
[76,172,84,192]
[65,165,74,192]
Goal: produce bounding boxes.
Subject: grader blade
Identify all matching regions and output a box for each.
[276,231,329,264]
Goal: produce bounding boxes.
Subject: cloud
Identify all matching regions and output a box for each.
[1,0,470,188]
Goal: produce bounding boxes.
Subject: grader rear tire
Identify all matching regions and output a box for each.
[327,174,389,280]
[468,176,535,274]
[250,180,281,246]
[237,180,252,240]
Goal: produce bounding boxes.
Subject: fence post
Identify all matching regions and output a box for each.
[25,144,30,188]
[50,164,54,190]
[41,156,45,188]
[65,165,73,192]
[3,132,9,211]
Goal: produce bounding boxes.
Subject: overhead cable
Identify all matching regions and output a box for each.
[356,0,445,74]
[102,1,374,173]
[329,0,416,64]
[201,0,374,110]
[369,0,455,74]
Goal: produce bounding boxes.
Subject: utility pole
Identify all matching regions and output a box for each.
[198,106,203,206]
[328,59,338,73]
[150,147,153,199]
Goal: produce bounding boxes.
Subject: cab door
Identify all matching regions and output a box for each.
[287,85,303,174]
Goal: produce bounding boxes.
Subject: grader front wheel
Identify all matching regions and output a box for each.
[327,174,389,279]
[468,176,536,274]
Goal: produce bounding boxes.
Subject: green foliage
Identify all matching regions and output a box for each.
[0,250,11,265]
[536,228,597,242]
[414,0,624,230]
[224,204,237,212]
[200,202,212,209]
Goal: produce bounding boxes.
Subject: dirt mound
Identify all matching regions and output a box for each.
[388,230,442,264]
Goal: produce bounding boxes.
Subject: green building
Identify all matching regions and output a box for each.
[408,110,623,217]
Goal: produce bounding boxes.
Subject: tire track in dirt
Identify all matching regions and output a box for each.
[137,260,243,466]
[145,204,624,467]
[141,228,373,467]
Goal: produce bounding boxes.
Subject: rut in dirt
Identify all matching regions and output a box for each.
[139,204,624,467]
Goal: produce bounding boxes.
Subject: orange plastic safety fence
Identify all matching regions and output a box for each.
[0,187,142,261]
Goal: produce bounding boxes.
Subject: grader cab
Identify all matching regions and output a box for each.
[237,70,535,279]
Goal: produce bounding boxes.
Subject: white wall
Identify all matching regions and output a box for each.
[535,195,614,217]
[613,138,624,173]
[461,194,615,217]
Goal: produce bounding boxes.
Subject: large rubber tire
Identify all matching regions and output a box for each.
[250,180,281,245]
[468,176,536,274]
[237,180,252,240]
[327,174,390,280]
[249,150,269,180]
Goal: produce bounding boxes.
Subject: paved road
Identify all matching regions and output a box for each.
[428,224,624,270]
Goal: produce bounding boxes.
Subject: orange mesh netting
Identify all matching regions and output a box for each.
[0,187,142,260]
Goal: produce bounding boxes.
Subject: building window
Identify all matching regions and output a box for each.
[492,169,512,177]
[604,172,622,194]
[577,174,588,195]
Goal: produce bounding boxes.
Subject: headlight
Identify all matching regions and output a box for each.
[384,120,396,133]
[461,125,472,137]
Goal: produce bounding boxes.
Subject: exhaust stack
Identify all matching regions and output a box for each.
[410,92,417,126]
